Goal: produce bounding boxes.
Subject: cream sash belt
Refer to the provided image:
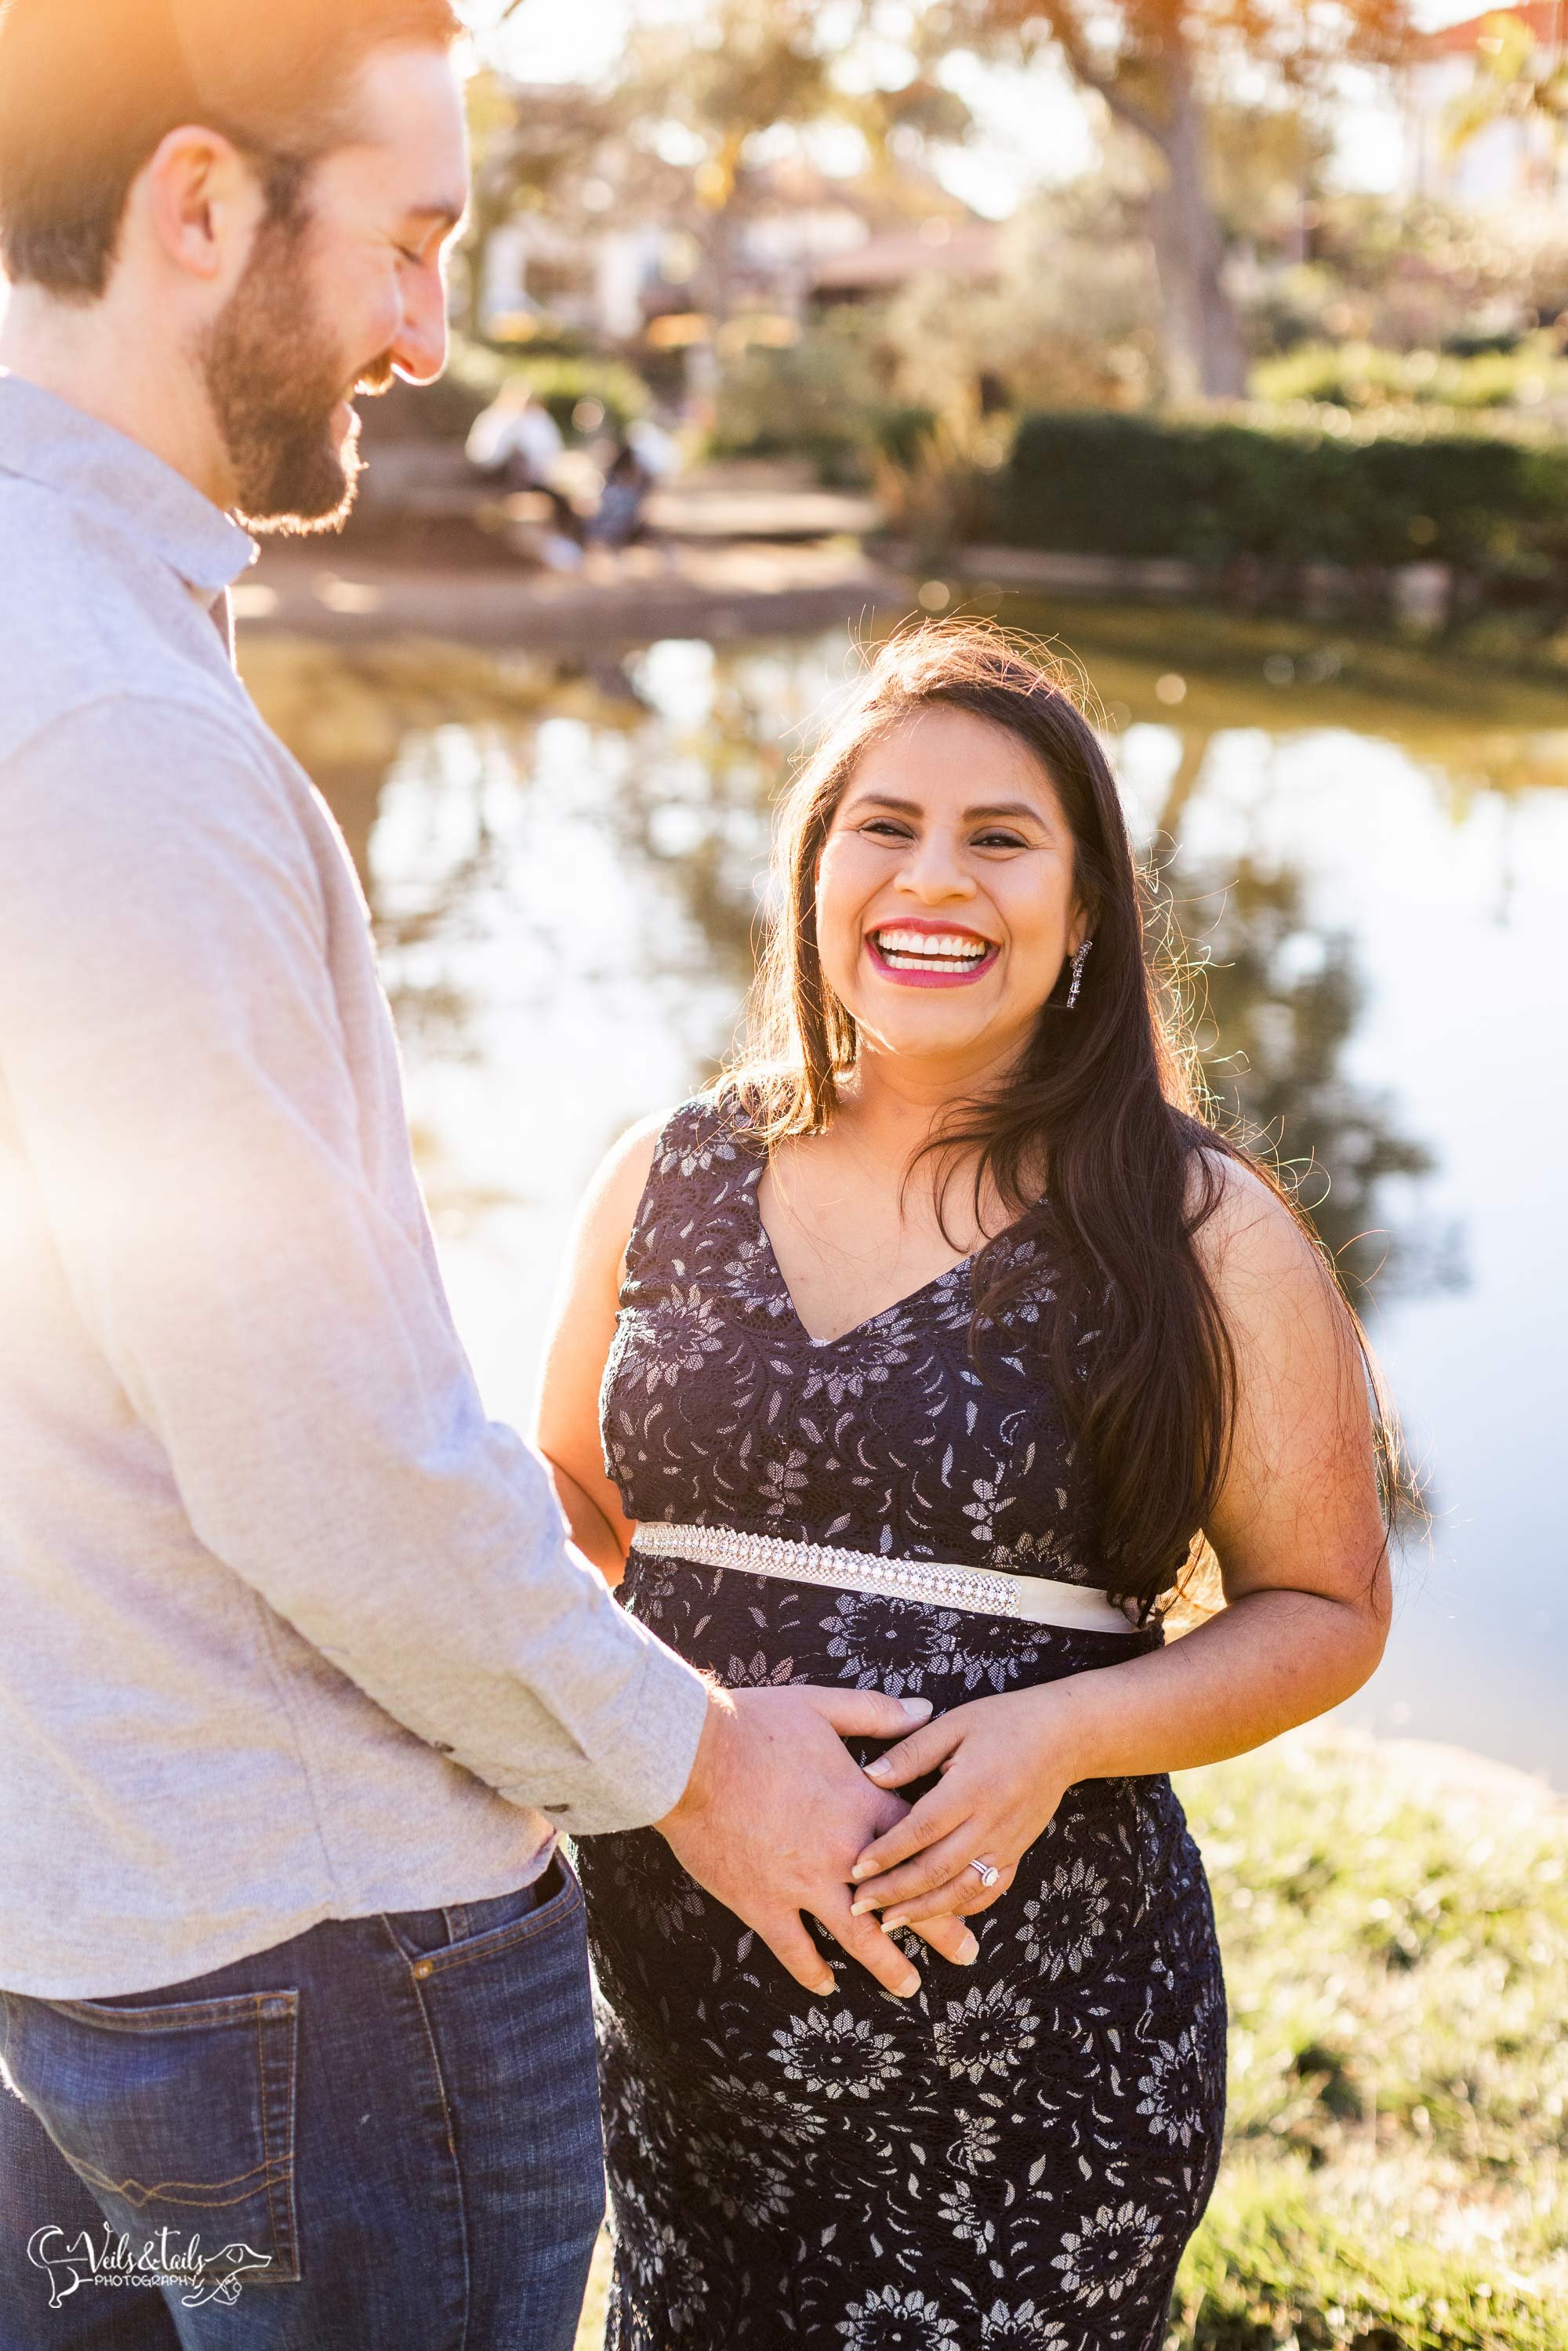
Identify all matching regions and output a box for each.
[630,1522,1137,1635]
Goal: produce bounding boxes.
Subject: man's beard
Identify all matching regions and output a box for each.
[200,209,393,535]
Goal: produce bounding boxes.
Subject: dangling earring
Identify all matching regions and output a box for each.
[1065,937,1093,1010]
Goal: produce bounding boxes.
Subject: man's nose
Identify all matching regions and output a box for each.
[390,262,450,386]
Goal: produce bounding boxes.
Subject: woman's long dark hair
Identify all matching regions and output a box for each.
[728,622,1414,1616]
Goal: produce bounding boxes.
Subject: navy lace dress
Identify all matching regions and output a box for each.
[577,1097,1225,2351]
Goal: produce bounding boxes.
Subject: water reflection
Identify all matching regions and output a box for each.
[241,624,1568,1781]
[1165,854,1461,1303]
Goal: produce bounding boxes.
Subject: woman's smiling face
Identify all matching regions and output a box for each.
[815,703,1087,1070]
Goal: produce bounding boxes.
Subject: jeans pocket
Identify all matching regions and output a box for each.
[394,1854,604,2251]
[386,1850,572,1968]
[0,1983,299,2291]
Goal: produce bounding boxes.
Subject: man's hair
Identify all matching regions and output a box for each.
[0,0,462,298]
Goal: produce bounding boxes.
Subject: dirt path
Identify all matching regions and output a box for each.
[239,537,910,652]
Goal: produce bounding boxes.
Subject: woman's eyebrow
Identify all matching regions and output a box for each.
[843,792,1047,825]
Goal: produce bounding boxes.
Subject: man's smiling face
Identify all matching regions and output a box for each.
[200,42,467,533]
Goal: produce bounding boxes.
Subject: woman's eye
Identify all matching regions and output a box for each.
[974,829,1027,850]
[861,819,913,841]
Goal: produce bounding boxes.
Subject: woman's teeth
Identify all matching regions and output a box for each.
[873,928,992,972]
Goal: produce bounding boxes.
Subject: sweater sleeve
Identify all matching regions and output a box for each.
[0,694,709,1834]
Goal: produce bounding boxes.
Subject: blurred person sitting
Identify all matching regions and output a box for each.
[586,436,652,552]
[466,377,581,567]
[465,375,563,490]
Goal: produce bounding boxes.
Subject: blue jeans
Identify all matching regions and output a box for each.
[0,1853,604,2349]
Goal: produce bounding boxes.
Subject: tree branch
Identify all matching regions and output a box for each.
[1029,2,1171,149]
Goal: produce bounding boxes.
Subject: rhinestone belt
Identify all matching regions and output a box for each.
[629,1522,1136,1634]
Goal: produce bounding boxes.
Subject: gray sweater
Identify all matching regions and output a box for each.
[0,376,707,1997]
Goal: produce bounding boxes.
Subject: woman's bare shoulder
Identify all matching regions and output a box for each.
[578,1108,670,1244]
[1186,1146,1338,1300]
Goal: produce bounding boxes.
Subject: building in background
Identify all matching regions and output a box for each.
[1402,3,1568,209]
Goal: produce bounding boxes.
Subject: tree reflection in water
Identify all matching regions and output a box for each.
[245,630,1465,1313]
[1160,854,1463,1307]
[613,648,1461,1314]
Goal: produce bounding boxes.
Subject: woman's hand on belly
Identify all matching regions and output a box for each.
[845,1683,1086,1927]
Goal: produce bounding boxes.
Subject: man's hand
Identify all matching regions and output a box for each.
[656,1684,978,1998]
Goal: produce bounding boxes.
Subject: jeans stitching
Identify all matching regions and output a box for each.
[256,1996,273,2263]
[405,1957,471,2349]
[48,2151,288,2211]
[43,1990,284,2034]
[410,1868,583,1983]
[259,1993,301,2281]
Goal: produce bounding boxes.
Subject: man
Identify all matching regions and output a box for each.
[0,5,964,2343]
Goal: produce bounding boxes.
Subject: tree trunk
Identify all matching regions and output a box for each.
[1116,43,1249,403]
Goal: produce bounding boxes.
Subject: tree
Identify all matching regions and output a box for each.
[921,0,1420,401]
[1445,9,1568,198]
[616,0,971,338]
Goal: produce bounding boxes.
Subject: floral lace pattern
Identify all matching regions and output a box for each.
[580,1096,1226,2349]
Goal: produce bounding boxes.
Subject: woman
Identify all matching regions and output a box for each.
[537,626,1397,2349]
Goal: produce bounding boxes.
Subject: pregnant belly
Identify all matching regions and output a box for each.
[583,1559,1222,2160]
[617,1548,1160,1706]
[599,1552,1218,2005]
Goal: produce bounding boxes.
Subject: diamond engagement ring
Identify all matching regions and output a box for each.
[967,1859,1000,1888]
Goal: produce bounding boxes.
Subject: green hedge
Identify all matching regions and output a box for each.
[1002,409,1568,576]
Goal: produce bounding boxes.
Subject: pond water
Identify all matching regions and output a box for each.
[243,611,1568,1785]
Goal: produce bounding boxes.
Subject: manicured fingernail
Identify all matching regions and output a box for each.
[850,1898,877,1916]
[897,1972,920,1997]
[865,1758,895,1781]
[898,1698,932,1721]
[957,1932,979,1965]
[814,1975,834,1996]
[850,1862,871,1881]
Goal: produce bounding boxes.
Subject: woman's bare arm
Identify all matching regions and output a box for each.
[532,1116,662,1584]
[847,1157,1395,1921]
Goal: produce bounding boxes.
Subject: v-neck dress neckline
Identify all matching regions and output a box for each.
[744,1149,1040,1352]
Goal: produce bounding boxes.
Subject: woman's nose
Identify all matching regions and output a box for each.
[896,834,975,902]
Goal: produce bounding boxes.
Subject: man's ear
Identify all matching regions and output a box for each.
[137,125,265,287]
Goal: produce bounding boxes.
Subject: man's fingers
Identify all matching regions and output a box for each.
[798,1685,934,1742]
[861,1720,956,1790]
[813,1892,922,1998]
[851,1790,964,1885]
[750,1912,837,1997]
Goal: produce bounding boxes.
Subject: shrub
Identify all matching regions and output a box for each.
[709,323,884,482]
[1001,409,1568,579]
[503,354,651,440]
[1252,335,1568,415]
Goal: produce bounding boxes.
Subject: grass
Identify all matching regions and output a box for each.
[1167,1735,1568,2350]
[575,1735,1568,2350]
